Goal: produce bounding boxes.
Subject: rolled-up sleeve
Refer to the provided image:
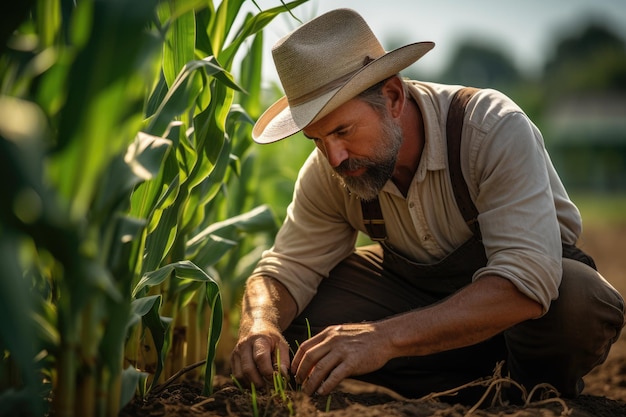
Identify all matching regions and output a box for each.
[465,95,563,311]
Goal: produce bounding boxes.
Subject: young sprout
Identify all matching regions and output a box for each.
[231,374,244,392]
[305,318,312,340]
[273,349,296,415]
[250,382,259,417]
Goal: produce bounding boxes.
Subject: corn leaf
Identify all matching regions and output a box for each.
[202,277,223,396]
[32,306,60,352]
[142,201,181,275]
[128,295,162,331]
[237,32,264,119]
[92,132,172,223]
[162,7,196,88]
[120,366,149,410]
[146,57,242,137]
[219,0,309,67]
[188,234,238,268]
[133,260,217,297]
[36,0,61,49]
[208,0,246,55]
[188,205,276,246]
[51,0,159,219]
[141,295,170,388]
[0,232,38,390]
[130,125,182,222]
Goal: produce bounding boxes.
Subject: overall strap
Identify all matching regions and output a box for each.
[361,196,387,241]
[360,87,481,242]
[447,87,481,240]
[446,88,599,268]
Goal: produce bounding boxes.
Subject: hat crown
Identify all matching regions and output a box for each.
[252,8,434,144]
[272,9,385,105]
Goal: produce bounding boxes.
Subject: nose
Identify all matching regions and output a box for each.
[319,137,349,168]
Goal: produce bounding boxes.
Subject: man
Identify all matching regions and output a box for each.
[230,8,625,402]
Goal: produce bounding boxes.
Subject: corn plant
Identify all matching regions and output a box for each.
[0,0,309,416]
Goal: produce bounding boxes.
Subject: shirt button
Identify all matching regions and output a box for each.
[409,202,415,208]
[423,234,431,241]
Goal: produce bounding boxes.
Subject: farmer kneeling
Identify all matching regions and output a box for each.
[230,8,625,403]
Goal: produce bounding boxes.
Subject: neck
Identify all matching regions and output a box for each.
[392,97,425,196]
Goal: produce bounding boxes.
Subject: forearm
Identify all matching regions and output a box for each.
[381,275,543,357]
[232,275,298,386]
[239,274,299,335]
[289,274,543,396]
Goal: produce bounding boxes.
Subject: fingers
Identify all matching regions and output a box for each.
[315,362,348,396]
[290,332,322,376]
[252,337,275,377]
[232,325,361,397]
[231,336,283,389]
[291,332,348,395]
[231,335,289,388]
[231,340,264,388]
[300,354,341,395]
[294,345,352,396]
[274,341,291,378]
[292,324,379,395]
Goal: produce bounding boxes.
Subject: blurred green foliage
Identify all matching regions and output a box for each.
[0,1,311,416]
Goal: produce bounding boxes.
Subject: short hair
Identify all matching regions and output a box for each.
[356,75,406,113]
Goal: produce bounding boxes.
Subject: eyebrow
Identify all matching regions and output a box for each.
[303,124,350,140]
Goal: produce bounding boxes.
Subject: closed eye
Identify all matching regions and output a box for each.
[303,124,353,142]
[302,132,319,142]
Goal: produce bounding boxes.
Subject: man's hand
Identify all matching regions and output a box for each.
[230,323,291,389]
[289,275,542,396]
[230,275,298,389]
[291,322,390,395]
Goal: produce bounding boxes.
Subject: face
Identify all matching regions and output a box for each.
[302,98,403,201]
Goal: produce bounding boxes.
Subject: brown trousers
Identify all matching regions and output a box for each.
[283,237,625,401]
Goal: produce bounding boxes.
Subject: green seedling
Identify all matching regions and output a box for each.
[305,318,312,340]
[273,349,296,415]
[231,319,316,416]
[231,374,244,392]
[231,376,261,417]
[291,318,312,354]
[250,382,259,417]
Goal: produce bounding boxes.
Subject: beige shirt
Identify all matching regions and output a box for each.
[252,81,582,314]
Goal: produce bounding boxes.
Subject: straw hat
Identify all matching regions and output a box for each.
[252,8,434,144]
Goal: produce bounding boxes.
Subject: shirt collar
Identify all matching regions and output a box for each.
[380,82,446,197]
[407,81,446,182]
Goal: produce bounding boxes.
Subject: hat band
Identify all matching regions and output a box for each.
[288,67,360,106]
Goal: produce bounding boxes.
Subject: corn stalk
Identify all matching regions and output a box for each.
[0,0,310,416]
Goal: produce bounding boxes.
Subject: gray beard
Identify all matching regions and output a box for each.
[334,115,404,201]
[336,158,394,201]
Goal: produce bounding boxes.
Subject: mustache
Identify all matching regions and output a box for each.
[334,158,375,175]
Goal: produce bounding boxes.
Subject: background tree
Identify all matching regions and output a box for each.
[543,22,626,98]
[437,41,524,90]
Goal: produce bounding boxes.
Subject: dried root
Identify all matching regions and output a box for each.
[414,361,572,416]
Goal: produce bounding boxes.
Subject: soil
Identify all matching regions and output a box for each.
[119,225,626,417]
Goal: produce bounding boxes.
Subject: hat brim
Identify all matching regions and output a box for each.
[252,41,435,144]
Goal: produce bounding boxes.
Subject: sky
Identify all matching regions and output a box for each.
[241,0,626,81]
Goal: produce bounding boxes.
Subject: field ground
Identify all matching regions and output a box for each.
[120,222,626,416]
[576,223,626,403]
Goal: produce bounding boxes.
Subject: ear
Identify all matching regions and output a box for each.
[382,76,405,119]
